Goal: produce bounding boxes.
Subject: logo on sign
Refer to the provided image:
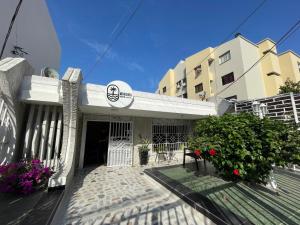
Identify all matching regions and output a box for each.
[105,81,134,108]
[107,84,120,102]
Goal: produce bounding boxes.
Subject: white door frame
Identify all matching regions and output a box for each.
[79,114,133,169]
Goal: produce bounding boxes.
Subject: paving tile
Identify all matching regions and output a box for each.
[60,162,214,225]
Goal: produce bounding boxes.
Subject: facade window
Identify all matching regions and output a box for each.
[298,62,300,72]
[163,86,166,93]
[195,83,203,93]
[219,51,231,64]
[194,65,202,77]
[221,72,235,85]
[225,95,237,101]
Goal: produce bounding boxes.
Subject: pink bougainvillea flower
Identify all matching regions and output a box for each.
[0,165,8,174]
[209,149,216,156]
[31,159,41,164]
[233,169,240,176]
[43,167,51,177]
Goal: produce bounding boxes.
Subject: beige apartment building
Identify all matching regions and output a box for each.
[157,35,300,101]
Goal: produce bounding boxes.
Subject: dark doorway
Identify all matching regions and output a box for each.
[84,121,109,167]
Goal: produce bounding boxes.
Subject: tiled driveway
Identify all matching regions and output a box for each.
[59,166,214,225]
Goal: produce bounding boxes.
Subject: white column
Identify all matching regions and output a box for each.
[0,99,4,117]
[53,110,63,171]
[31,105,43,158]
[46,107,57,167]
[290,92,299,124]
[23,105,35,158]
[39,106,50,161]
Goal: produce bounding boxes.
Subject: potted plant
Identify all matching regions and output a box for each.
[138,136,150,165]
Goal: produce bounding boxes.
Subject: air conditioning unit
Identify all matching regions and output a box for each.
[198,91,206,97]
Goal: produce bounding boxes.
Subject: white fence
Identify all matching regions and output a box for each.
[152,123,190,160]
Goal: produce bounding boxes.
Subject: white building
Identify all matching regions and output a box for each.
[0,0,60,73]
[0,58,216,188]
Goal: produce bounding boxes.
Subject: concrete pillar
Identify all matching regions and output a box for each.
[39,106,51,161]
[53,110,62,171]
[46,107,57,167]
[31,105,43,158]
[0,58,34,164]
[49,68,82,187]
[23,105,35,158]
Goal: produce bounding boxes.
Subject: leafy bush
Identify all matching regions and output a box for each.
[189,113,300,184]
[279,78,300,94]
[0,159,53,194]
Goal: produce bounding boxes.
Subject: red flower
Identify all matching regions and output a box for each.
[233,169,240,176]
[194,149,201,157]
[209,149,216,156]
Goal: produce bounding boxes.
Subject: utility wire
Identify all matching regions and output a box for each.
[0,0,23,59]
[157,0,268,94]
[215,18,300,97]
[190,0,268,73]
[86,0,144,78]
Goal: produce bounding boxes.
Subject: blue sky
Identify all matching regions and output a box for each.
[47,0,300,92]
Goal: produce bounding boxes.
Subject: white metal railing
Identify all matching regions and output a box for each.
[152,123,190,160]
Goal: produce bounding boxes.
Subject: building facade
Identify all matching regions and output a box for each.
[0,58,216,188]
[157,35,300,101]
[0,0,61,73]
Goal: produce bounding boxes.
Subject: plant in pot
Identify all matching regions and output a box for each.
[138,136,150,165]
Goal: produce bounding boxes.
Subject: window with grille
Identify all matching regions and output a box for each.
[195,83,203,93]
[219,51,231,64]
[152,124,190,152]
[222,72,235,85]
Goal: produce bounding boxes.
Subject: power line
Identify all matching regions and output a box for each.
[0,0,23,59]
[158,0,268,94]
[215,19,300,97]
[85,0,144,79]
[190,0,268,73]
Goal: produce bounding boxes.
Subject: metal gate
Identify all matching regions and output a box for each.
[107,121,133,166]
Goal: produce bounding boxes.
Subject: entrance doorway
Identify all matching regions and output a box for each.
[84,121,109,167]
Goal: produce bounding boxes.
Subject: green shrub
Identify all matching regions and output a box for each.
[189,113,300,184]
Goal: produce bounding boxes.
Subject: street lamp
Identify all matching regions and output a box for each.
[260,103,267,118]
[252,101,260,117]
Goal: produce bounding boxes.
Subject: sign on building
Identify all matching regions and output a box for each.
[105,80,134,108]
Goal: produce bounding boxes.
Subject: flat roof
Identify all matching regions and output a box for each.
[20,75,217,120]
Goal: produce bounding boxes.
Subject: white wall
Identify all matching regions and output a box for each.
[174,60,186,82]
[213,37,266,101]
[0,0,61,74]
[239,37,266,99]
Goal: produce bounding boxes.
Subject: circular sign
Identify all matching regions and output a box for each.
[105,80,134,108]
